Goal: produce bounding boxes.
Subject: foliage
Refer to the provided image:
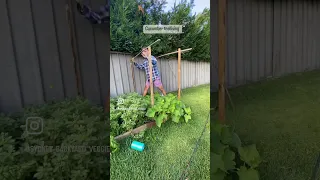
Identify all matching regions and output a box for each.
[212,120,262,180]
[110,0,210,62]
[0,98,109,180]
[110,92,192,152]
[110,92,149,136]
[145,93,192,127]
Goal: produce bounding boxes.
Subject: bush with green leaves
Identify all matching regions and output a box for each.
[110,92,192,152]
[110,0,210,62]
[212,120,262,180]
[0,97,109,180]
[145,93,192,127]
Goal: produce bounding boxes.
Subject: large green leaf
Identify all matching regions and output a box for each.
[237,166,259,180]
[212,169,226,180]
[238,145,262,168]
[221,126,233,144]
[183,107,192,115]
[155,113,167,127]
[212,153,226,173]
[146,108,156,118]
[212,120,224,135]
[212,132,227,154]
[171,115,180,123]
[228,132,242,149]
[222,149,236,170]
[184,114,191,123]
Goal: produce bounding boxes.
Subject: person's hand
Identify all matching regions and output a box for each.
[130,58,135,63]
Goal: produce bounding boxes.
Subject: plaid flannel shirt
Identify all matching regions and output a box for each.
[134,56,160,82]
[77,2,109,24]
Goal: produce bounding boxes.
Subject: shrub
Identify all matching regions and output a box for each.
[0,97,109,180]
[212,120,262,180]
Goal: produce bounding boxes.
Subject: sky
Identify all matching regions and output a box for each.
[163,0,210,14]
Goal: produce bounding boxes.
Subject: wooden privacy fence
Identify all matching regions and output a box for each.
[110,52,210,97]
[211,0,320,91]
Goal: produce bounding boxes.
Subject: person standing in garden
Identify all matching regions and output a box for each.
[131,47,167,97]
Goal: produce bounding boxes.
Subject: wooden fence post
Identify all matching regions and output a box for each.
[218,0,226,123]
[148,46,154,106]
[178,48,181,100]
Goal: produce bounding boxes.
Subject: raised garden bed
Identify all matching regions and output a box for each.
[110,93,192,152]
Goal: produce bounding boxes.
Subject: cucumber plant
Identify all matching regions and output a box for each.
[212,120,262,180]
[110,93,192,153]
[145,93,192,127]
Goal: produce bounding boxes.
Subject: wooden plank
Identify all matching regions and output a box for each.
[52,0,77,98]
[316,2,320,69]
[178,48,181,99]
[72,0,100,104]
[0,0,22,112]
[286,0,292,75]
[236,0,245,84]
[218,0,226,123]
[251,0,259,81]
[118,54,130,93]
[211,0,219,94]
[8,0,44,106]
[227,0,236,86]
[243,0,252,82]
[307,2,312,70]
[134,57,144,94]
[147,46,154,105]
[280,0,287,76]
[114,121,156,141]
[112,53,124,95]
[292,0,298,73]
[93,21,110,105]
[110,55,117,97]
[258,0,266,79]
[302,1,308,71]
[265,0,273,77]
[31,0,64,102]
[297,0,303,72]
[273,0,281,77]
[311,1,316,70]
[160,58,167,91]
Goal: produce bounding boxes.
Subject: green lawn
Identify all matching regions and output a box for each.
[110,84,210,180]
[212,70,320,180]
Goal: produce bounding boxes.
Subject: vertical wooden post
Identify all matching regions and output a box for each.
[65,0,83,96]
[218,0,226,123]
[177,48,181,100]
[130,59,137,92]
[147,46,154,106]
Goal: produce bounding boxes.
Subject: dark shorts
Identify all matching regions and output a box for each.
[146,78,163,88]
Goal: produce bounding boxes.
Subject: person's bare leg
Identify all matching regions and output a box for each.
[158,85,166,96]
[143,85,150,96]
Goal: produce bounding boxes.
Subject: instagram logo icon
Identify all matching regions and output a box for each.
[26,117,43,135]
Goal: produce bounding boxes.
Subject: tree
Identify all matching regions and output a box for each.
[110,0,210,62]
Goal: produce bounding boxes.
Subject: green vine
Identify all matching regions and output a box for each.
[212,120,262,180]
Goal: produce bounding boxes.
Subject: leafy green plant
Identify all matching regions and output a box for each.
[110,92,149,136]
[145,93,192,127]
[212,120,262,180]
[110,93,192,153]
[0,97,109,180]
[110,135,120,153]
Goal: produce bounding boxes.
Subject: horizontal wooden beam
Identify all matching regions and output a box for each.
[157,48,192,58]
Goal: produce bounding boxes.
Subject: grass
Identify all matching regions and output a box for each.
[110,84,210,180]
[212,70,320,180]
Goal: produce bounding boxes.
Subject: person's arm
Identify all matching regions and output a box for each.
[133,61,145,70]
[151,56,157,65]
[76,2,109,24]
